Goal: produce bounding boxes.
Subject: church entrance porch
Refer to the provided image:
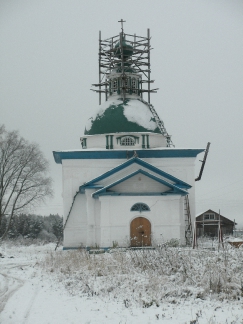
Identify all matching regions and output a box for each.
[130,217,151,247]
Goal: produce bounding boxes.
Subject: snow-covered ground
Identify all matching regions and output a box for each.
[0,242,243,324]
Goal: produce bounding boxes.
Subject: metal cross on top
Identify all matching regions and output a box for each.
[118,19,126,33]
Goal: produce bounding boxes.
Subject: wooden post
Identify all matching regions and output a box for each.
[218,209,224,249]
[203,217,204,236]
[192,221,197,249]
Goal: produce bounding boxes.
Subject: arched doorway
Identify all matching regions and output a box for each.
[130,217,151,247]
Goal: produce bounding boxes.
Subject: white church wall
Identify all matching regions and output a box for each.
[94,198,101,246]
[85,189,96,246]
[64,194,87,248]
[85,135,107,149]
[148,195,184,244]
[144,157,195,185]
[144,156,197,223]
[61,155,197,248]
[148,134,167,148]
[98,195,183,247]
[83,132,167,150]
[62,158,126,220]
[99,197,112,247]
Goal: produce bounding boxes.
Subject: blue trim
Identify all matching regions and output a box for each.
[94,192,185,197]
[92,169,188,198]
[86,185,103,189]
[79,157,191,192]
[80,184,103,193]
[63,246,111,251]
[63,246,155,251]
[53,148,204,164]
[63,247,83,250]
[53,151,62,164]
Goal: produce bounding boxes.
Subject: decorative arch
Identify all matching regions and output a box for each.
[131,203,150,212]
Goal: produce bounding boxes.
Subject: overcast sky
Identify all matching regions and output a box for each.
[1,0,243,226]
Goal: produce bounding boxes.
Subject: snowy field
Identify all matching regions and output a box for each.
[0,241,243,324]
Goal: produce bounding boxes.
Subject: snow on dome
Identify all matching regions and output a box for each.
[123,99,157,130]
[84,98,160,135]
[85,98,121,132]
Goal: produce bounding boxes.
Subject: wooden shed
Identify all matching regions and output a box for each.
[196,209,235,237]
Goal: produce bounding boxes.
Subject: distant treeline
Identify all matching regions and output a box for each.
[0,214,63,242]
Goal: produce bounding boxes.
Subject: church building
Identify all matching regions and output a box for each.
[53,26,204,249]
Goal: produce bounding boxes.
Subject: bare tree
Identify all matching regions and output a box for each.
[0,125,53,239]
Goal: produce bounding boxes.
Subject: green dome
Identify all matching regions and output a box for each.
[85,99,160,135]
[114,39,133,59]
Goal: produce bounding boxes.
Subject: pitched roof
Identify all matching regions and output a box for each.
[80,157,191,197]
[91,169,188,198]
[196,209,236,225]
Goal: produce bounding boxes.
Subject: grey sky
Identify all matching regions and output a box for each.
[1,1,243,226]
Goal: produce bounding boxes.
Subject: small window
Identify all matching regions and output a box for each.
[112,79,117,93]
[204,213,215,220]
[121,136,135,146]
[132,79,137,93]
[124,79,128,92]
[81,138,87,149]
[131,203,150,212]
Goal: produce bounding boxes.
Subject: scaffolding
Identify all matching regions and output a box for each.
[91,22,174,147]
[91,28,158,103]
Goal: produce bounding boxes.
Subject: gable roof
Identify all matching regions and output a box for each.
[80,157,191,193]
[92,169,188,198]
[196,209,236,225]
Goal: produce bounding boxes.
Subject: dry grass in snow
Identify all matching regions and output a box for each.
[42,243,243,308]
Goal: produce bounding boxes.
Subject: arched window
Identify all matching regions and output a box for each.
[131,203,150,212]
[121,136,135,146]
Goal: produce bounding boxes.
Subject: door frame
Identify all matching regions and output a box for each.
[130,216,152,247]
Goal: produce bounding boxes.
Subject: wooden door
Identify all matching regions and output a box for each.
[130,217,151,247]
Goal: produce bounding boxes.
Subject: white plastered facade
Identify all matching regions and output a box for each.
[60,152,198,248]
